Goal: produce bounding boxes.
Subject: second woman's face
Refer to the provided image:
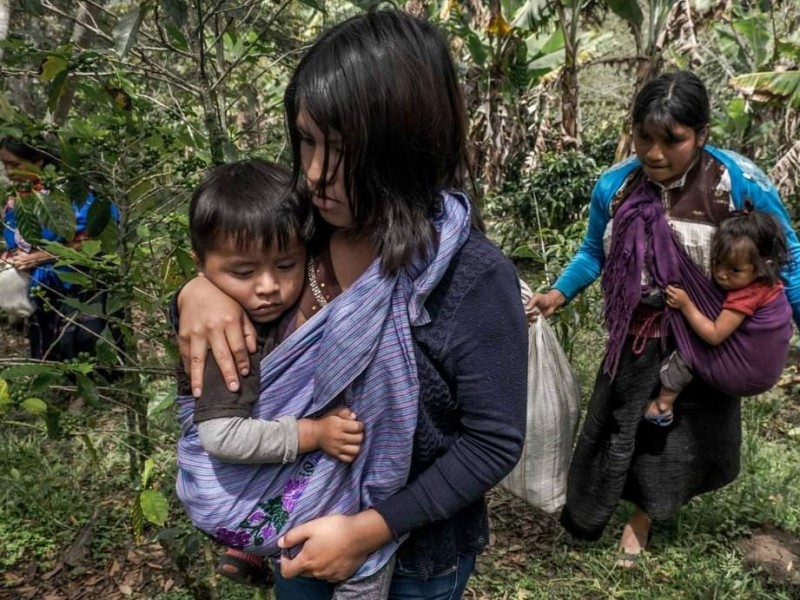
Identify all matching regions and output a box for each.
[296,109,354,230]
[633,119,708,185]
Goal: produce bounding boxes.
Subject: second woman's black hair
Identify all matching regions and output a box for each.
[712,206,789,285]
[189,159,307,263]
[632,71,710,141]
[0,136,59,168]
[284,8,472,273]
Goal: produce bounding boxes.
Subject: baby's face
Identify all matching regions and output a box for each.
[712,252,757,292]
[202,238,306,324]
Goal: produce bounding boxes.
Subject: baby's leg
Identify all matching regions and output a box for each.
[644,351,692,427]
[645,386,679,422]
[216,548,272,588]
[331,555,395,600]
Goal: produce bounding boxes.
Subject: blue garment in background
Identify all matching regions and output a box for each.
[2,191,119,292]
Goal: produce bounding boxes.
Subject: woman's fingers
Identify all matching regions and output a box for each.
[187,329,214,397]
[177,276,252,395]
[242,314,258,354]
[278,515,368,582]
[524,297,541,323]
[204,320,242,394]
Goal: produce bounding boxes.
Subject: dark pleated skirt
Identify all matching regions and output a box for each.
[560,336,741,541]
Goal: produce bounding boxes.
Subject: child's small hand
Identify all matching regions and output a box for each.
[314,406,364,463]
[665,285,689,309]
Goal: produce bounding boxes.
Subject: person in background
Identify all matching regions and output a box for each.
[526,71,800,565]
[1,136,119,361]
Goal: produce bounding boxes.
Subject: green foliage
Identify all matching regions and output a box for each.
[0,519,57,570]
[730,71,800,109]
[698,0,800,163]
[486,149,601,255]
[0,1,798,595]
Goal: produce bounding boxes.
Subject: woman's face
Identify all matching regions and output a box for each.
[632,119,708,185]
[0,148,42,183]
[296,109,354,230]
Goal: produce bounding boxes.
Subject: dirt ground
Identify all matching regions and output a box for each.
[740,525,800,586]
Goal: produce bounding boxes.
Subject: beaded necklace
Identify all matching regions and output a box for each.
[306,255,328,308]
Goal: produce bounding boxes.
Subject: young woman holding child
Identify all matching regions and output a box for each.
[527,70,800,565]
[175,9,528,600]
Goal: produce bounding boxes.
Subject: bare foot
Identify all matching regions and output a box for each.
[617,507,650,568]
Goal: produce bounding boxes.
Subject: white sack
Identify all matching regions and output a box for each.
[500,316,580,513]
[0,262,35,318]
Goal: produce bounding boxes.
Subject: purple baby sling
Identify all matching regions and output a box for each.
[602,178,792,397]
[176,192,472,578]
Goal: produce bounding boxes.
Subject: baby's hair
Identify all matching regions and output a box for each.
[189,159,307,264]
[632,71,710,142]
[284,8,472,273]
[712,205,788,285]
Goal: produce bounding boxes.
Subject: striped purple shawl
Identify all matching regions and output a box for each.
[176,191,472,578]
[603,179,792,396]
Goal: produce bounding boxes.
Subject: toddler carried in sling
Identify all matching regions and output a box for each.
[603,178,792,398]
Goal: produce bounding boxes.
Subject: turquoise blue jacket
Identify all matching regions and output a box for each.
[552,145,800,328]
[3,191,119,291]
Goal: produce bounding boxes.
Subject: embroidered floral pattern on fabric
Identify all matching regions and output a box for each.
[213,454,320,548]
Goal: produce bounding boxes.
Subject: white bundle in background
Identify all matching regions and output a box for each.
[0,262,35,319]
[500,315,581,513]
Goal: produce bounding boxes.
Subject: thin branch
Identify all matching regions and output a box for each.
[151,2,195,59]
[210,0,294,93]
[200,0,228,29]
[40,0,113,44]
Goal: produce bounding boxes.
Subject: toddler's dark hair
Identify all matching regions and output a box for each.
[712,206,788,285]
[189,159,307,263]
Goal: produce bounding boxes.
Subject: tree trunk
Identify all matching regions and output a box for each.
[557,2,581,150]
[52,2,102,125]
[0,0,10,63]
[188,8,228,164]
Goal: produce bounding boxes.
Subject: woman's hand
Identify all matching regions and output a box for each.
[525,289,566,323]
[278,510,393,582]
[177,276,257,397]
[5,249,54,271]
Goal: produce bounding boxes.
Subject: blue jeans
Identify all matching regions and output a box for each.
[274,554,476,600]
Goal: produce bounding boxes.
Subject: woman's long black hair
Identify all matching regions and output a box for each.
[285,9,473,273]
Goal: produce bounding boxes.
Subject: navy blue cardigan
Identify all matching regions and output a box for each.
[375,229,527,578]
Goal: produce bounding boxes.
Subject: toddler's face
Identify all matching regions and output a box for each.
[202,237,306,324]
[712,251,757,292]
